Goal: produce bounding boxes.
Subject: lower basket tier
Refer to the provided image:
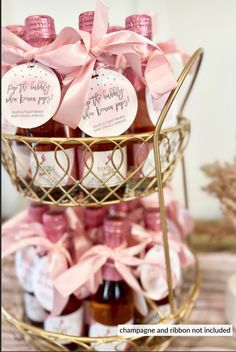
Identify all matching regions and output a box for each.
[2,250,199,352]
[1,118,190,207]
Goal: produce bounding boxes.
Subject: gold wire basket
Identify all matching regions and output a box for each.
[2,48,204,351]
[1,49,203,208]
[2,254,200,352]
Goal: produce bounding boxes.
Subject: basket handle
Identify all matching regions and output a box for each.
[154,47,204,137]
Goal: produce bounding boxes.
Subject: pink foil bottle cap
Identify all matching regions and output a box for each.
[125,14,152,39]
[103,215,129,249]
[108,202,129,216]
[25,15,56,41]
[144,208,162,231]
[28,202,49,223]
[85,207,106,229]
[78,11,95,33]
[42,210,68,243]
[5,25,26,39]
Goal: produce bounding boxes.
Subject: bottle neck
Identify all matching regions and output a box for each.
[102,262,123,282]
[144,209,162,232]
[26,36,55,47]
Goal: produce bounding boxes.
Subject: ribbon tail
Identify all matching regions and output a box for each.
[51,288,69,316]
[91,0,109,46]
[145,50,178,99]
[53,60,95,128]
[54,254,107,297]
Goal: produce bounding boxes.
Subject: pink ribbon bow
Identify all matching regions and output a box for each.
[54,240,167,299]
[53,0,178,128]
[2,222,72,315]
[2,26,82,74]
[131,223,195,269]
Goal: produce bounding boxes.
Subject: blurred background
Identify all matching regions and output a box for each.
[2,0,236,219]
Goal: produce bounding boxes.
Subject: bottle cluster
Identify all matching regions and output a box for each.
[3,188,194,351]
[2,10,179,202]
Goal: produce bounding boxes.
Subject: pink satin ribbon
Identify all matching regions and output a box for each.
[53,0,178,128]
[158,39,190,67]
[131,223,195,268]
[2,222,72,315]
[54,240,169,300]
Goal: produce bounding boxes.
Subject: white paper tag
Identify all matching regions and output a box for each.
[146,88,177,128]
[33,256,53,312]
[79,69,137,137]
[44,307,84,343]
[89,319,133,351]
[30,148,75,188]
[15,247,39,292]
[24,292,47,323]
[79,146,127,188]
[2,63,61,128]
[12,144,31,178]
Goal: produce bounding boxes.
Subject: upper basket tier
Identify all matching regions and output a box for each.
[1,49,203,207]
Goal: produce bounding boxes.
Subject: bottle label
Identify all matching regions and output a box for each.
[24,292,47,323]
[2,63,61,129]
[44,307,84,344]
[33,256,54,311]
[79,146,127,189]
[15,247,39,292]
[133,142,155,178]
[89,319,133,351]
[145,88,177,128]
[30,148,75,188]
[78,68,137,137]
[11,144,31,178]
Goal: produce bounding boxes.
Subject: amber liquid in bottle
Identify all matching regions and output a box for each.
[42,210,83,350]
[78,12,127,202]
[24,15,79,200]
[89,216,134,351]
[124,15,156,192]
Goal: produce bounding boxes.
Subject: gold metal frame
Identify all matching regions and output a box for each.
[2,48,204,351]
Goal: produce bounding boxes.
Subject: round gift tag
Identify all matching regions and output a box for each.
[78,68,138,137]
[33,255,53,312]
[2,63,61,128]
[140,245,181,300]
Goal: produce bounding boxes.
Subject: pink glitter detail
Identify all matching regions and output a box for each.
[25,15,56,42]
[78,11,95,33]
[144,208,162,231]
[42,210,68,243]
[125,14,152,40]
[103,215,128,249]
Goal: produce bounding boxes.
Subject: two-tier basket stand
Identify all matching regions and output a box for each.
[2,48,204,351]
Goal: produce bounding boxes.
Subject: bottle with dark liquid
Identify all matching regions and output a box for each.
[78,11,127,202]
[124,15,156,190]
[89,215,134,351]
[40,210,84,350]
[15,202,49,328]
[24,15,79,200]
